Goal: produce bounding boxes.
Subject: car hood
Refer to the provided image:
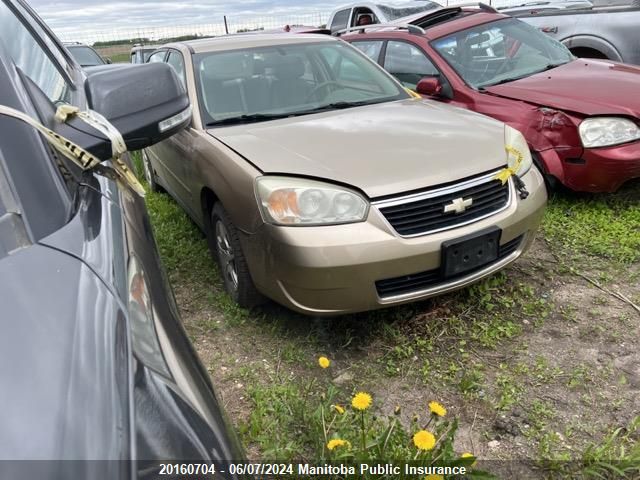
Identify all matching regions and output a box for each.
[0,244,129,470]
[209,99,507,198]
[484,60,640,117]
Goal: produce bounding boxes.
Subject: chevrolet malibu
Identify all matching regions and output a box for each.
[143,34,547,315]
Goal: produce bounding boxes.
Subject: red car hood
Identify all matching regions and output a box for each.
[484,59,640,118]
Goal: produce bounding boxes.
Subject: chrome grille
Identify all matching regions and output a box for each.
[375,171,511,237]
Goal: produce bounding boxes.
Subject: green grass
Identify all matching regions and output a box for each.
[131,150,639,476]
[542,184,640,264]
[541,417,640,479]
[106,52,130,63]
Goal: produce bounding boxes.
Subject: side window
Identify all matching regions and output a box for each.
[166,51,186,88]
[330,9,351,33]
[384,41,439,90]
[317,45,383,91]
[0,2,70,103]
[351,41,384,63]
[147,51,166,63]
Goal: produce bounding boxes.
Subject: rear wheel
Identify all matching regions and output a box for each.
[141,150,160,192]
[209,203,264,308]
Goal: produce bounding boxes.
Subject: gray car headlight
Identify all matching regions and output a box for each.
[255,176,369,226]
[504,125,532,177]
[579,117,640,148]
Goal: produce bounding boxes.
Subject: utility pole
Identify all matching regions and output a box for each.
[223,15,229,34]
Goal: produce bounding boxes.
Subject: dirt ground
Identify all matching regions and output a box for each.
[170,230,639,476]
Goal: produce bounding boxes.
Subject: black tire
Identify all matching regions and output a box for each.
[141,149,160,192]
[532,152,559,192]
[209,203,264,308]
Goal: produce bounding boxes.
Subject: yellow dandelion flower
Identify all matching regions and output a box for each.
[428,401,447,417]
[462,452,477,466]
[333,404,345,415]
[318,356,330,369]
[413,430,436,451]
[327,439,350,450]
[351,392,372,411]
[425,474,444,480]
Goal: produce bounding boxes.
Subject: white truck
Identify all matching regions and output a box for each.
[503,0,640,64]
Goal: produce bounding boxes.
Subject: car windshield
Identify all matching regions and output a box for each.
[68,46,104,67]
[431,18,574,89]
[376,2,440,20]
[195,41,407,126]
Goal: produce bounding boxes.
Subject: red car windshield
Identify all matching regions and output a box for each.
[431,18,574,89]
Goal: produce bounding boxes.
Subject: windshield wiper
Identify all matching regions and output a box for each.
[206,113,293,127]
[287,100,384,116]
[535,62,569,73]
[480,62,570,90]
[207,101,382,126]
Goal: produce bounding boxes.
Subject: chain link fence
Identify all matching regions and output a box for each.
[55,2,517,62]
[57,12,329,62]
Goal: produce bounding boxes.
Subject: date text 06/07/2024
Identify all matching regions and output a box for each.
[157,463,469,477]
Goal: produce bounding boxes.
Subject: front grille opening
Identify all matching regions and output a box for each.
[375,235,524,298]
[378,176,510,237]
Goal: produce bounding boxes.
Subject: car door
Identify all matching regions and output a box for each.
[144,49,185,196]
[382,40,442,91]
[351,39,385,64]
[157,49,200,216]
[354,38,457,100]
[329,7,351,34]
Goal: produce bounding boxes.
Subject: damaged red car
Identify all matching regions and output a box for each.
[343,6,640,192]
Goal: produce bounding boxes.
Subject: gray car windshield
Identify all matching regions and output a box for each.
[432,18,574,89]
[194,41,407,126]
[376,2,439,20]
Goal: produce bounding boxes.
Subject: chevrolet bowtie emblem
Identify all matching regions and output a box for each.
[444,197,473,214]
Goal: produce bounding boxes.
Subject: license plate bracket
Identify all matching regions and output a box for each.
[441,227,501,278]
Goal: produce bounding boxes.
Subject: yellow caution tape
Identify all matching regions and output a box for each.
[494,146,523,185]
[55,105,144,196]
[405,88,422,99]
[0,104,145,196]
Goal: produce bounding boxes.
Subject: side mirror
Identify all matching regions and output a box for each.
[415,76,443,97]
[105,58,112,64]
[85,63,191,152]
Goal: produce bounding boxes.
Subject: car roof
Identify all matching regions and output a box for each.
[343,8,507,40]
[332,0,432,10]
[169,33,336,54]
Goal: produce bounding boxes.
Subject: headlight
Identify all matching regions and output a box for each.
[504,124,533,177]
[255,176,369,226]
[579,117,640,148]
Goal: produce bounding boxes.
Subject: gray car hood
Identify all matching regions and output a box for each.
[208,99,507,198]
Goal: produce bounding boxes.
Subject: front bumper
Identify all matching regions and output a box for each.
[241,169,547,315]
[545,141,640,193]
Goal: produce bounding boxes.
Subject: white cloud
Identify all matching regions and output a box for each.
[30,0,348,40]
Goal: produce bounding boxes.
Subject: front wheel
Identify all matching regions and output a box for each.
[209,203,264,308]
[141,150,160,192]
[532,152,559,192]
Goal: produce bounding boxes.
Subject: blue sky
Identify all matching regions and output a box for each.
[30,0,349,36]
